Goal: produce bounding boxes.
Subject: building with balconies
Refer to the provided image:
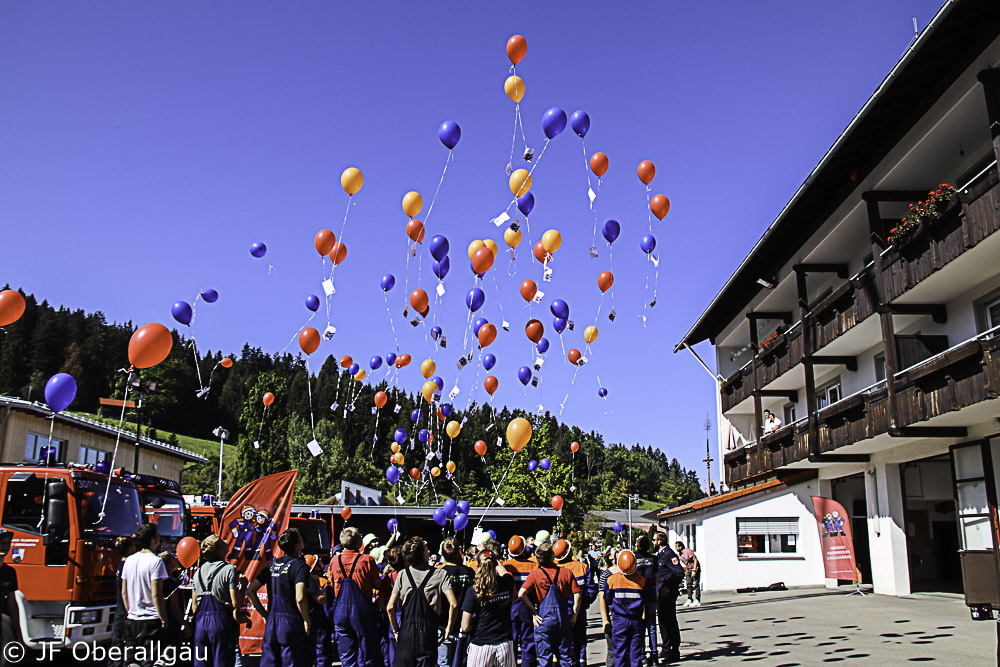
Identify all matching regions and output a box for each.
[668,0,1000,602]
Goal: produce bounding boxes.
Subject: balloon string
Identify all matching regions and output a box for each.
[99,370,133,521]
[257,404,269,443]
[190,336,204,390]
[424,151,452,228]
[584,141,599,252]
[490,271,506,330]
[596,373,612,415]
[279,311,318,355]
[382,291,400,351]
[329,197,353,288]
[642,186,653,326]
[476,449,520,528]
[465,348,482,411]
[508,105,519,168]
[322,256,333,328]
[558,366,581,417]
[481,455,502,498]
[306,359,315,434]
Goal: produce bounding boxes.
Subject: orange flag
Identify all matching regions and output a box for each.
[221,469,298,584]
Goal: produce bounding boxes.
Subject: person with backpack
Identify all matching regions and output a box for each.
[601,551,646,667]
[328,527,385,667]
[387,537,459,667]
[191,535,244,667]
[632,536,659,664]
[457,549,516,667]
[503,536,537,667]
[439,537,474,667]
[259,528,312,667]
[516,542,581,667]
[554,541,590,667]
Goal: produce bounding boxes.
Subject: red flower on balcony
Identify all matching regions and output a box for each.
[759,332,784,353]
[888,184,956,245]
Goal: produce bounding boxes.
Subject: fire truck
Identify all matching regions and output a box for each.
[129,474,187,552]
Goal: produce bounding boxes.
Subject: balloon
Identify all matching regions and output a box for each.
[533,241,549,263]
[541,107,567,140]
[570,441,580,453]
[473,318,488,337]
[431,326,443,340]
[410,289,429,315]
[391,442,401,454]
[525,319,543,343]
[220,358,233,368]
[504,75,525,104]
[590,152,609,178]
[516,191,535,216]
[478,323,497,348]
[550,299,569,320]
[457,500,470,514]
[570,110,591,138]
[640,234,657,254]
[430,235,450,262]
[386,466,400,485]
[466,288,486,312]
[541,229,562,254]
[44,373,77,413]
[650,194,670,220]
[438,120,461,150]
[536,338,549,354]
[392,452,404,465]
[329,242,348,265]
[528,459,538,473]
[598,387,608,397]
[421,380,437,403]
[430,466,442,478]
[520,280,537,302]
[474,440,488,456]
[250,242,267,258]
[454,512,469,531]
[406,219,425,243]
[396,354,411,368]
[305,295,320,312]
[394,428,407,444]
[551,495,564,511]
[568,349,582,365]
[501,228,522,253]
[348,362,360,376]
[602,219,621,244]
[488,530,497,543]
[128,323,173,369]
[263,392,275,407]
[441,403,453,417]
[381,274,396,291]
[201,289,219,303]
[509,169,532,197]
[388,518,399,532]
[341,506,352,520]
[598,271,614,293]
[553,317,567,334]
[484,375,498,395]
[467,240,485,261]
[433,376,444,390]
[483,239,498,257]
[374,391,388,408]
[421,359,436,379]
[402,191,423,218]
[355,367,367,380]
[637,160,655,185]
[171,301,192,326]
[410,468,421,481]
[443,499,457,517]
[176,537,199,569]
[483,354,496,371]
[433,508,447,526]
[446,461,456,474]
[432,256,451,280]
[386,352,397,366]
[518,366,532,386]
[315,229,336,256]
[341,167,363,196]
[613,521,623,532]
[506,417,532,452]
[418,428,430,443]
[0,290,26,326]
[340,356,353,369]
[506,35,527,65]
[584,326,598,344]
[539,458,551,471]
[410,408,422,422]
[446,421,461,439]
[370,355,383,370]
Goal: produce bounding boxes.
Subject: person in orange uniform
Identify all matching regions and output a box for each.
[503,536,538,667]
[600,551,645,667]
[554,541,589,667]
[327,527,385,667]
[517,542,581,667]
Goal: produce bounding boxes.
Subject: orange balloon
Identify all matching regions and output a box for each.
[262,392,275,406]
[396,354,412,368]
[650,194,670,220]
[339,355,353,369]
[597,271,614,293]
[474,440,488,456]
[329,242,348,265]
[520,280,537,302]
[436,407,445,421]
[374,391,388,408]
[570,441,580,453]
[0,290,26,327]
[590,152,609,178]
[176,536,199,569]
[410,289,429,315]
[406,219,425,243]
[410,467,421,481]
[341,506,352,520]
[446,461,456,474]
[533,241,549,264]
[299,328,320,355]
[568,348,582,365]
[551,495,564,511]
[484,375,498,395]
[220,357,234,368]
[478,323,497,348]
[507,35,527,65]
[525,319,544,343]
[637,160,655,185]
[471,246,495,274]
[391,452,404,464]
[128,323,173,369]
[315,229,336,256]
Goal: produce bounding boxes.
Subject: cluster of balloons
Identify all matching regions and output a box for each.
[170,288,218,326]
[433,498,471,531]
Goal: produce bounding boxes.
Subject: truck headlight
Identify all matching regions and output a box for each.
[69,610,101,625]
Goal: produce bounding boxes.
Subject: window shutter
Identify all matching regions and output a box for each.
[737,517,798,535]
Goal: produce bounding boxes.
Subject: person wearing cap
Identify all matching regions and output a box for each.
[503,536,537,667]
[327,527,384,667]
[517,542,580,667]
[601,551,645,667]
[554,541,590,667]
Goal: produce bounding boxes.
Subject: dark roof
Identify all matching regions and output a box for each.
[675,0,1000,351]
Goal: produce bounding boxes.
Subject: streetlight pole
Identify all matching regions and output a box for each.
[213,427,229,498]
[628,493,639,546]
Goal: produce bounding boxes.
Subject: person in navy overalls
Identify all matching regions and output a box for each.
[601,550,645,667]
[192,535,244,667]
[652,532,685,664]
[517,542,581,667]
[503,536,538,667]
[327,526,385,667]
[260,528,312,667]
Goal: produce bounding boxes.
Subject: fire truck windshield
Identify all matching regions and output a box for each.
[76,478,143,537]
[142,491,185,538]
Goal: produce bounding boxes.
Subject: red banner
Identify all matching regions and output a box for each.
[811,495,858,581]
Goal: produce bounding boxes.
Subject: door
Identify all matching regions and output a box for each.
[951,442,1000,607]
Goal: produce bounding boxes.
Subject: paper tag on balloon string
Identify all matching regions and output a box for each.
[410,244,417,258]
[531,376,539,387]
[589,246,598,259]
[397,494,405,505]
[324,326,336,340]
[371,407,377,415]
[425,451,435,462]
[196,387,209,399]
[588,187,597,206]
[649,299,657,308]
[330,402,339,412]
[537,404,545,415]
[523,147,534,162]
[456,357,467,370]
[496,497,506,506]
[440,336,447,348]
[543,268,553,282]
[394,404,401,413]
[505,163,513,175]
[579,356,589,366]
[449,387,460,401]
[306,439,323,457]
[486,423,494,431]
[436,283,445,297]
[502,320,510,332]
[348,404,355,412]
[608,309,616,322]
[466,351,475,362]
[567,320,575,331]
[570,485,576,492]
[403,307,409,318]
[492,212,511,228]
[533,292,545,305]
[650,254,660,268]
[253,441,260,450]
[496,437,503,448]
[343,409,348,418]
[410,319,420,327]
[322,279,335,296]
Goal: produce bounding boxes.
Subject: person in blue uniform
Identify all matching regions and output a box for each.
[632,535,659,663]
[260,528,312,667]
[651,532,684,664]
[600,550,645,667]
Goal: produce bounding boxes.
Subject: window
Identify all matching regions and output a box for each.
[816,378,842,411]
[874,353,886,383]
[783,403,796,425]
[984,296,1000,335]
[736,517,798,556]
[2,476,45,534]
[77,446,109,466]
[24,433,66,464]
[952,444,994,551]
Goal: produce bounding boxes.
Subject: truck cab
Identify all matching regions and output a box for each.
[128,474,187,552]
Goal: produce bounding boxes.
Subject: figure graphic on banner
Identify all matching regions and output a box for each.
[831,510,846,536]
[255,509,279,560]
[822,513,833,538]
[229,505,263,560]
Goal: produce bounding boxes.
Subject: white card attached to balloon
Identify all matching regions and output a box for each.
[253,441,260,449]
[322,279,335,296]
[436,283,445,297]
[306,439,323,457]
[492,212,511,228]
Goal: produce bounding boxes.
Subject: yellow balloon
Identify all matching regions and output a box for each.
[446,420,462,439]
[509,169,532,197]
[354,369,366,381]
[483,239,498,257]
[446,461,456,474]
[431,466,441,477]
[504,227,522,249]
[422,380,437,403]
[402,191,423,218]
[468,240,486,261]
[421,358,436,379]
[504,75,525,104]
[394,453,405,465]
[506,417,532,452]
[541,229,562,254]
[584,326,599,344]
[341,167,364,196]
[391,443,401,454]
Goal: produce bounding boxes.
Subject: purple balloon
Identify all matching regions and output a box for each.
[394,428,407,444]
[387,518,398,532]
[433,508,447,526]
[380,274,396,291]
[487,530,496,542]
[386,466,400,485]
[541,107,567,140]
[432,376,444,390]
[466,288,485,312]
[419,429,430,443]
[429,235,450,262]
[171,301,192,326]
[550,299,569,320]
[640,234,656,254]
[386,352,397,366]
[433,256,451,280]
[528,460,538,472]
[349,362,360,375]
[598,387,608,397]
[483,354,496,371]
[431,326,442,339]
[454,512,469,531]
[441,403,453,417]
[457,500,470,514]
[473,318,488,336]
[539,458,551,471]
[569,110,590,138]
[305,295,320,312]
[517,192,535,217]
[201,288,219,303]
[602,219,621,244]
[536,338,550,354]
[443,498,457,518]
[553,318,567,334]
[518,366,532,386]
[44,373,77,413]
[613,521,623,532]
[370,355,383,370]
[250,242,267,258]
[411,408,423,423]
[438,120,461,150]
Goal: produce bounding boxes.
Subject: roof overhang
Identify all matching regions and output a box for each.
[658,470,817,520]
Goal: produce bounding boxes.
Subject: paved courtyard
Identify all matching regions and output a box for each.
[584,587,996,665]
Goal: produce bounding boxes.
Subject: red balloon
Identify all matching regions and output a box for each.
[220,357,234,369]
[506,35,527,65]
[650,194,670,220]
[410,467,421,481]
[478,323,497,348]
[410,289,429,315]
[484,376,498,395]
[474,440,488,456]
[533,241,549,263]
[341,506,352,520]
[0,290,26,327]
[568,348,582,365]
[471,246,495,274]
[374,391,388,408]
[315,229,336,256]
[570,441,580,453]
[176,536,199,568]
[597,271,614,293]
[525,319,544,343]
[396,354,412,368]
[339,355,353,369]
[329,242,348,265]
[128,323,173,369]
[520,280,537,302]
[590,152,609,178]
[637,160,655,185]
[551,495,564,511]
[262,392,275,407]
[299,328,320,355]
[406,219,425,243]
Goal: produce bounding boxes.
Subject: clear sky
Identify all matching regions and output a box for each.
[0,1,945,481]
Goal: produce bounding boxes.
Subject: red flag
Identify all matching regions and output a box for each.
[811,495,858,581]
[220,469,298,584]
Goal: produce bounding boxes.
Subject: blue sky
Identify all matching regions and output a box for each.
[0,1,944,481]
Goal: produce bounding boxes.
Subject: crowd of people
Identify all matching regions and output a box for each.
[112,523,701,667]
